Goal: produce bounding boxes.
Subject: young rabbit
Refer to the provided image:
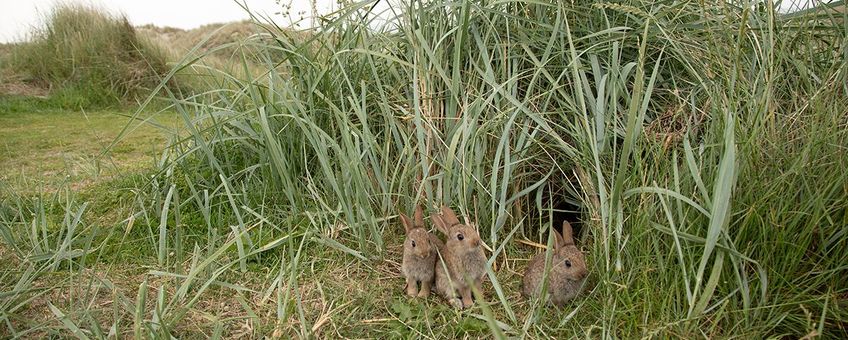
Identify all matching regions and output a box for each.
[432,206,487,309]
[522,221,588,307]
[400,205,439,298]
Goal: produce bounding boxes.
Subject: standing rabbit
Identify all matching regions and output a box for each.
[431,206,487,309]
[522,221,588,307]
[400,205,440,298]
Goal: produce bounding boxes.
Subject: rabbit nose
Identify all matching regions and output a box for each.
[472,238,481,247]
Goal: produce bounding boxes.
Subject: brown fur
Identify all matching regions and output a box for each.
[400,205,438,298]
[431,206,487,309]
[522,221,588,307]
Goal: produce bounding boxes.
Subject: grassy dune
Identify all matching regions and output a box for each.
[0,4,267,109]
[1,0,847,338]
[4,4,171,109]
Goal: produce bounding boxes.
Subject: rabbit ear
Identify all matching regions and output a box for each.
[552,227,565,248]
[413,205,425,228]
[561,221,575,246]
[431,214,449,235]
[399,213,414,234]
[440,206,461,226]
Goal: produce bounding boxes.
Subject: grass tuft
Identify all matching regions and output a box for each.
[7,4,171,109]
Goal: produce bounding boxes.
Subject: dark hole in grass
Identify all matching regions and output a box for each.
[524,173,586,244]
[550,196,584,242]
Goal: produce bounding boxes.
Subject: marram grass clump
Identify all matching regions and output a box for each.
[9,4,171,108]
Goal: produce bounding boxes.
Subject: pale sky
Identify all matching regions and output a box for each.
[0,0,827,44]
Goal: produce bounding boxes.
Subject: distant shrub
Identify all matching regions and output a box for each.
[10,4,172,108]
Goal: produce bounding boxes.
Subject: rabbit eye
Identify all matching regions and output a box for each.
[565,260,572,268]
[411,240,416,247]
[457,233,464,241]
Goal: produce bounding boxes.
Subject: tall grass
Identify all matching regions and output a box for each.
[1,0,846,337]
[8,4,171,108]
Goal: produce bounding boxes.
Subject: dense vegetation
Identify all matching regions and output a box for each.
[1,0,846,338]
[4,4,171,108]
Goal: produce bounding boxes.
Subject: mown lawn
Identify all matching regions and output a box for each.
[0,101,182,195]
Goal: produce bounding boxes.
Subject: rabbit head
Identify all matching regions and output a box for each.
[431,206,482,254]
[400,205,434,259]
[550,221,588,283]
